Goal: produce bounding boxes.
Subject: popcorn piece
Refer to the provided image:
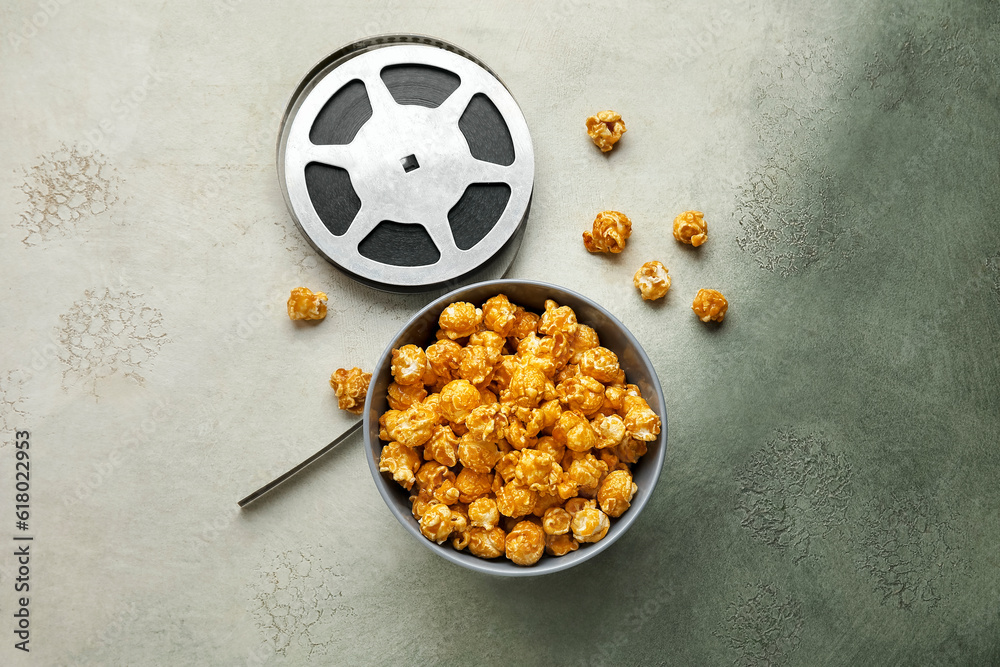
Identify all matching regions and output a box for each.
[571,505,610,543]
[532,491,565,517]
[525,399,562,437]
[585,110,627,152]
[469,497,500,530]
[567,454,609,496]
[509,307,540,340]
[633,261,671,301]
[583,210,632,254]
[564,497,590,516]
[545,533,580,557]
[424,424,459,467]
[329,367,371,414]
[598,469,638,518]
[456,468,493,503]
[623,395,661,441]
[465,403,508,443]
[553,410,598,453]
[692,288,728,323]
[504,363,549,409]
[387,381,427,411]
[495,482,538,518]
[557,374,605,416]
[391,344,431,386]
[383,402,437,448]
[286,287,327,321]
[495,451,521,484]
[535,436,566,463]
[515,449,561,491]
[378,442,423,490]
[482,294,518,337]
[468,526,506,559]
[458,344,500,387]
[419,503,458,544]
[673,210,708,247]
[615,437,648,465]
[577,347,625,384]
[439,302,483,339]
[539,299,579,339]
[425,339,463,383]
[569,325,600,364]
[541,506,572,536]
[458,435,502,474]
[438,379,481,423]
[505,520,546,566]
[592,413,628,449]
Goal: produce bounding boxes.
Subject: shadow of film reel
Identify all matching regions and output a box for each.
[278,34,534,293]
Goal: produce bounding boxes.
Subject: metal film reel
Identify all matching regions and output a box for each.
[278,35,534,292]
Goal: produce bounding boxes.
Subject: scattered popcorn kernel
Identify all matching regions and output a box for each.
[387,381,427,411]
[673,210,708,247]
[329,367,371,414]
[378,442,423,490]
[577,347,625,384]
[545,533,580,557]
[506,520,546,566]
[468,526,506,559]
[287,287,328,321]
[439,302,483,339]
[571,506,610,543]
[391,344,429,386]
[585,110,627,152]
[469,497,500,530]
[598,469,638,518]
[583,210,632,254]
[692,288,728,323]
[633,261,671,301]
[438,379,481,423]
[455,468,494,503]
[482,294,518,337]
[542,506,573,536]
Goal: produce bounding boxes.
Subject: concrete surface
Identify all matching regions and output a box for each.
[1,0,999,664]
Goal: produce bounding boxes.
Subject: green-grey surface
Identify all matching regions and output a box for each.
[1,0,998,665]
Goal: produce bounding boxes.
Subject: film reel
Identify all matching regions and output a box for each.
[278,35,534,292]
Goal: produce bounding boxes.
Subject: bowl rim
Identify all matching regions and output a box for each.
[363,278,668,576]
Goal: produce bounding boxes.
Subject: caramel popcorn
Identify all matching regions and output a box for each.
[571,504,610,543]
[505,520,546,566]
[286,286,327,321]
[391,344,430,386]
[482,294,518,337]
[329,367,371,414]
[378,442,422,490]
[439,302,483,339]
[598,469,637,518]
[673,210,708,247]
[633,261,671,301]
[468,526,506,559]
[377,294,660,565]
[583,210,632,254]
[585,110,627,152]
[692,288,728,323]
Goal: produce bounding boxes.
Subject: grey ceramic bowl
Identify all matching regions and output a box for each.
[363,279,668,576]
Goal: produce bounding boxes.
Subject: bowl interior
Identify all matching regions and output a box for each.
[363,279,667,576]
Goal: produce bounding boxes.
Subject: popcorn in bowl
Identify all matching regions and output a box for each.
[368,283,665,571]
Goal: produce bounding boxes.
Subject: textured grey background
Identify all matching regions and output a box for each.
[2,0,999,665]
